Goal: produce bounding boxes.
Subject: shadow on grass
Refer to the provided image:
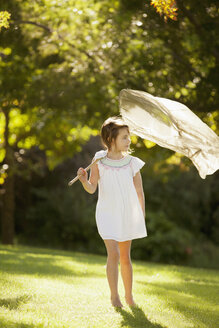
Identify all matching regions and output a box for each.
[0,246,105,278]
[115,305,167,328]
[137,280,218,327]
[0,294,31,310]
[138,279,219,305]
[0,244,106,264]
[0,317,44,328]
[0,295,39,328]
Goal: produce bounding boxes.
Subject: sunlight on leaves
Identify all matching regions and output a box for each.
[203,111,218,133]
[143,139,156,148]
[166,152,183,165]
[0,149,6,163]
[131,135,138,144]
[0,11,11,30]
[150,0,178,22]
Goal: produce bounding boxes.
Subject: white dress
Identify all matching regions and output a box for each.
[94,150,147,242]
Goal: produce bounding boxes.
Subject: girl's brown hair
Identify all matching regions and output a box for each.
[100,116,133,154]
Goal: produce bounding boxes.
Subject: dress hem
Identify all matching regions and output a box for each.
[99,233,147,242]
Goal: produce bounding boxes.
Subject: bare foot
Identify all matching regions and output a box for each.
[125,295,136,307]
[111,297,124,308]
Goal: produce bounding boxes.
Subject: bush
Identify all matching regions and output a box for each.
[131,210,195,265]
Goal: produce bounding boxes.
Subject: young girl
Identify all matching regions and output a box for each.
[77,116,147,308]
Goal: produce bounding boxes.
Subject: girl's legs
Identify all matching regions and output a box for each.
[118,240,136,306]
[103,239,123,307]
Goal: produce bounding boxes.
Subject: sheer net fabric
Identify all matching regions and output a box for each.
[119,89,219,179]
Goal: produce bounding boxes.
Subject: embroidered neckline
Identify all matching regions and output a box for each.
[100,155,132,168]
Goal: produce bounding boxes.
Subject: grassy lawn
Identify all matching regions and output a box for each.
[0,244,218,328]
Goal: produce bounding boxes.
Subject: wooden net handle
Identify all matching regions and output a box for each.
[68,158,101,186]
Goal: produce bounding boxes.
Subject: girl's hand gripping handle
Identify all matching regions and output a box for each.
[68,158,99,186]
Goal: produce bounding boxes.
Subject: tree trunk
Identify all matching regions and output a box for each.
[1,109,15,245]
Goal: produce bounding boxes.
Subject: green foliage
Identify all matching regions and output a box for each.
[14,155,104,253]
[0,0,218,259]
[0,11,11,30]
[132,210,194,263]
[1,0,218,171]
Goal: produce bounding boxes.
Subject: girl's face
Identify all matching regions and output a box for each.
[112,128,131,152]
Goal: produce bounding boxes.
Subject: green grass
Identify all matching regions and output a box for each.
[0,245,218,328]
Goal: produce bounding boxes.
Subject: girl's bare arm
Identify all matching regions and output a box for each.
[78,160,99,194]
[133,171,145,217]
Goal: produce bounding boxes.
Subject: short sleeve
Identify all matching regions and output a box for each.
[131,156,145,177]
[93,150,107,161]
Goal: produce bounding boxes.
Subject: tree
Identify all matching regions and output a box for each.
[0,0,218,244]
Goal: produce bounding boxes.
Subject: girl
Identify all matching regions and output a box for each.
[77,116,147,308]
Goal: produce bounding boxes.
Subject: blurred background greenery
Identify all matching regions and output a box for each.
[0,0,218,269]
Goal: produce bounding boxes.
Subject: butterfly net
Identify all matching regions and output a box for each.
[119,89,219,179]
